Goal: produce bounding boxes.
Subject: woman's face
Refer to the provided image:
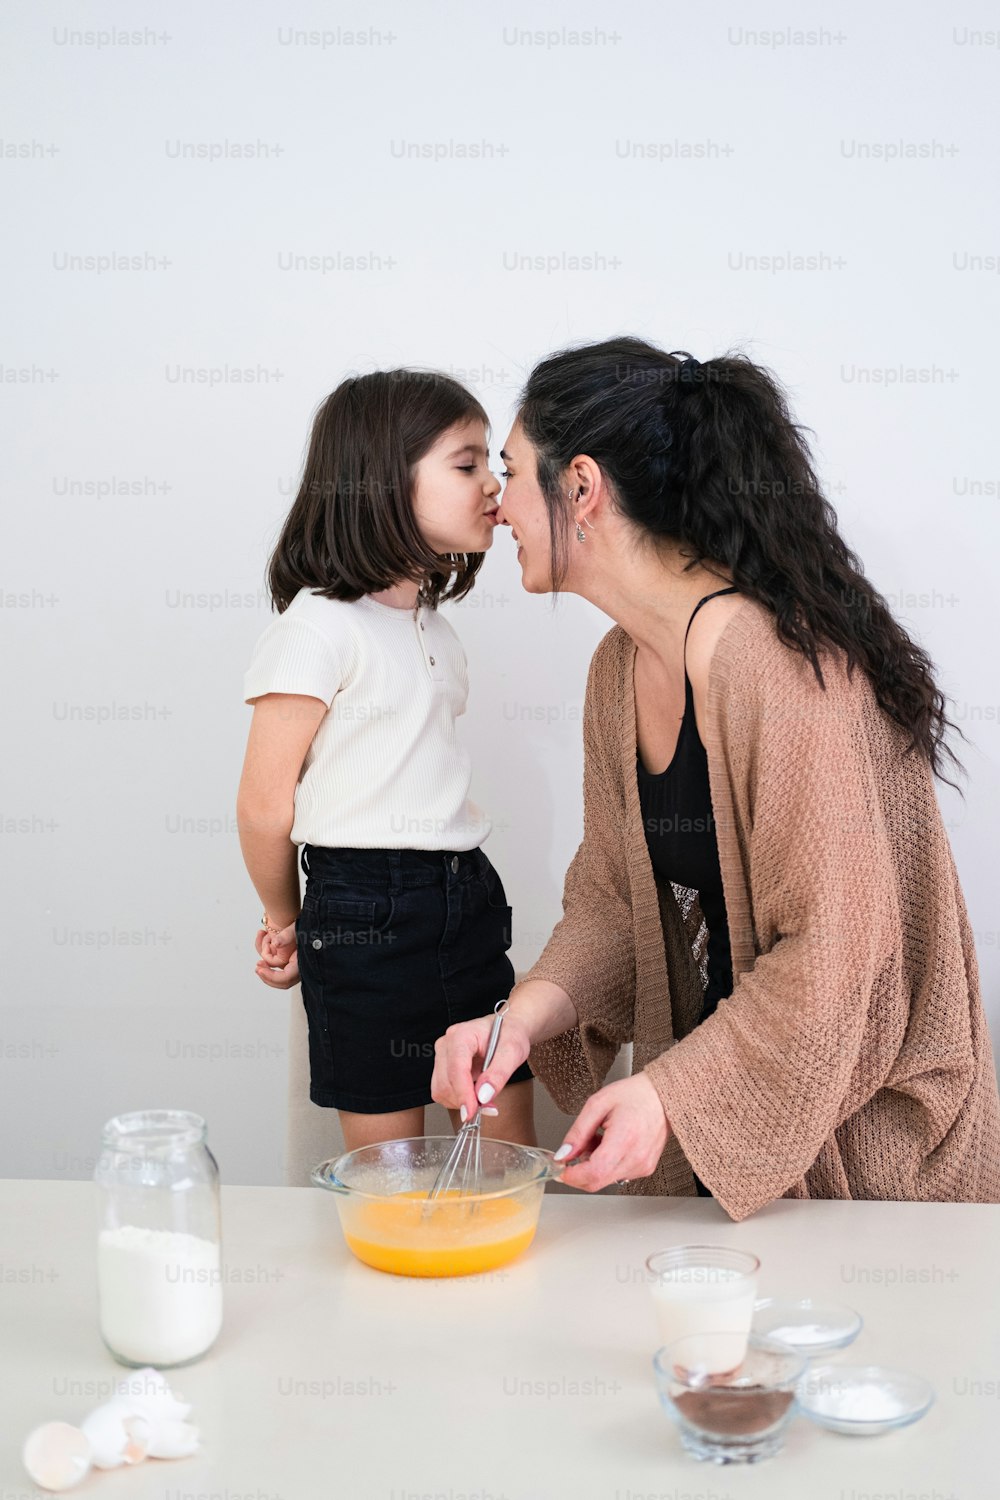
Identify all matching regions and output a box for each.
[497,420,558,593]
[411,417,501,555]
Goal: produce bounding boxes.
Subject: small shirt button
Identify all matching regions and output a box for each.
[450,855,459,873]
[311,938,323,949]
[419,621,425,630]
[429,655,436,665]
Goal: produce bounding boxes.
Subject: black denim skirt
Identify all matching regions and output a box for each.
[294,844,533,1113]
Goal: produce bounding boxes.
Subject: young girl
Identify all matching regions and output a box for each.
[237,370,535,1153]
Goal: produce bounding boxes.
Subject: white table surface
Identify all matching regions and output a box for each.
[1,1180,997,1500]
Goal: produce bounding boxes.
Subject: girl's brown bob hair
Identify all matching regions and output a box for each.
[267,369,490,612]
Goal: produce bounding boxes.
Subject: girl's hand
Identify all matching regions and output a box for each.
[554,1074,672,1192]
[254,923,300,990]
[431,1012,532,1122]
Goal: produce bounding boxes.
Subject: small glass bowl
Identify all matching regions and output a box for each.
[797,1362,935,1435]
[653,1332,806,1464]
[752,1298,862,1356]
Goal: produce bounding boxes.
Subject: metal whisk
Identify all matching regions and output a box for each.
[423,999,508,1211]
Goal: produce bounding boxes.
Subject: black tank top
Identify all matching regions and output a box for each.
[636,587,738,1023]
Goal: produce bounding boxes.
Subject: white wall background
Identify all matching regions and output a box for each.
[3,0,998,1184]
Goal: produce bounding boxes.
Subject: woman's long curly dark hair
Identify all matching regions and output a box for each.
[518,335,964,787]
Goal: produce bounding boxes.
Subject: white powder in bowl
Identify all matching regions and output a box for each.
[767,1322,843,1347]
[808,1381,907,1422]
[98,1225,222,1366]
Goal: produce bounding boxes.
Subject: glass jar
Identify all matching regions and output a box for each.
[94,1109,222,1368]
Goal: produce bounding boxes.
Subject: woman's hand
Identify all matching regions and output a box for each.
[431,1011,533,1122]
[254,922,300,990]
[554,1074,672,1191]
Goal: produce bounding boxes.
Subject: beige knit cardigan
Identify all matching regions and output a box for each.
[525,598,1000,1221]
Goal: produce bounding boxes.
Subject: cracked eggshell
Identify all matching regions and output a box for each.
[113,1366,193,1423]
[105,1367,199,1460]
[80,1399,151,1468]
[22,1422,92,1492]
[145,1417,200,1459]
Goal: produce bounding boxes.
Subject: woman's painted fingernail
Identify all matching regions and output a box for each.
[553,1142,574,1161]
[477,1082,495,1105]
[460,1105,468,1123]
[481,1106,499,1117]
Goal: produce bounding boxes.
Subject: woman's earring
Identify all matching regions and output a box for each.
[568,488,586,541]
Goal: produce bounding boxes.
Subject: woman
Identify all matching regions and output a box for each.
[430,335,1000,1221]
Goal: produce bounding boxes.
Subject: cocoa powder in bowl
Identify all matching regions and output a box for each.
[675,1386,795,1438]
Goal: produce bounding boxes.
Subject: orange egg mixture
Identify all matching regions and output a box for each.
[344,1189,537,1277]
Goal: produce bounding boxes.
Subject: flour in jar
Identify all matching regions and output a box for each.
[97,1225,222,1366]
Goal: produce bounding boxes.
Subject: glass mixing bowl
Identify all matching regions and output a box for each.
[311,1136,564,1278]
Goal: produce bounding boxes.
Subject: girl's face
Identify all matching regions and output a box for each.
[496,420,557,593]
[411,418,501,555]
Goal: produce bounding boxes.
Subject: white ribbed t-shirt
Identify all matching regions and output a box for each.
[243,588,490,850]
